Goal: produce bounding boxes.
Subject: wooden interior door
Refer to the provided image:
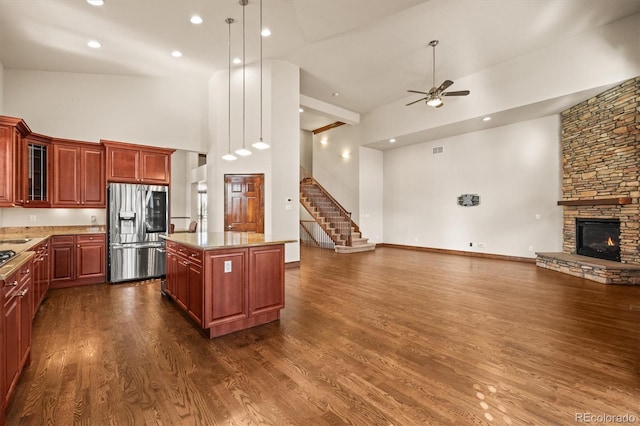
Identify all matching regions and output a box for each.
[224,174,264,233]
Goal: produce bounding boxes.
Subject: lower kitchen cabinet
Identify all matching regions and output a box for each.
[164,240,284,338]
[2,259,33,415]
[165,242,203,325]
[76,234,105,280]
[50,234,105,289]
[30,239,50,317]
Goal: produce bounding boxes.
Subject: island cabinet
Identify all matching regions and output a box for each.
[2,258,33,416]
[52,140,105,208]
[102,140,175,185]
[164,234,287,339]
[165,241,203,324]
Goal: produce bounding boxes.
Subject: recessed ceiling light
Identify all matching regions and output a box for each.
[482,116,492,122]
[389,138,396,143]
[332,92,339,97]
[299,108,304,113]
[261,28,271,37]
[233,58,242,65]
[86,0,104,6]
[190,15,203,24]
[87,40,101,49]
[171,50,182,58]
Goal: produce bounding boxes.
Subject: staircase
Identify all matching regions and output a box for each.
[300,175,376,254]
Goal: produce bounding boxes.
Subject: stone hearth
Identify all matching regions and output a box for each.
[536,77,640,285]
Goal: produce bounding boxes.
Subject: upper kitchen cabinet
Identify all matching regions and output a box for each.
[0,116,31,207]
[52,139,106,208]
[22,133,52,208]
[101,140,175,185]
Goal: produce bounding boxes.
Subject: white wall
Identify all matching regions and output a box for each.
[0,61,4,113]
[300,129,313,173]
[3,70,208,152]
[312,124,360,219]
[207,60,300,262]
[1,208,106,228]
[383,115,563,258]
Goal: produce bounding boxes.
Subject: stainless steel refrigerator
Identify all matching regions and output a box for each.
[107,183,168,283]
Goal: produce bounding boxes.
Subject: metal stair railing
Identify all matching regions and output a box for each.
[300,220,335,249]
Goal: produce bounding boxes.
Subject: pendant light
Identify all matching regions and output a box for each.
[222,18,237,161]
[252,0,270,150]
[235,0,252,157]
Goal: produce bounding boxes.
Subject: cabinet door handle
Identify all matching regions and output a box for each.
[21,269,30,274]
[18,289,28,297]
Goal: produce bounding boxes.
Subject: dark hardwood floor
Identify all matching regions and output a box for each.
[6,246,640,425]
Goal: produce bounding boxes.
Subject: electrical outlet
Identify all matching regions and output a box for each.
[29,215,37,223]
[528,246,534,251]
[478,242,486,248]
[469,242,473,247]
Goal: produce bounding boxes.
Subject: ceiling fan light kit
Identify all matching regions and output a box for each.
[406,40,470,108]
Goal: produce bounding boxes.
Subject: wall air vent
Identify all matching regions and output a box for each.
[432,146,444,154]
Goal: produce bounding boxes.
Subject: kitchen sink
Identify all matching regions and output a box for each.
[0,238,32,244]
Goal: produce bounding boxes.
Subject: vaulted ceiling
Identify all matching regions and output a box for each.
[1,0,639,132]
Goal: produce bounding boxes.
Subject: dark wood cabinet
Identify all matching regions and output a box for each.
[165,241,285,338]
[0,116,30,207]
[50,235,74,285]
[166,242,203,325]
[2,260,32,412]
[204,249,248,328]
[102,140,174,185]
[52,140,105,208]
[51,234,106,289]
[76,234,106,280]
[30,239,50,318]
[22,133,52,207]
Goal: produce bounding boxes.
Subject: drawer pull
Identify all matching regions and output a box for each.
[17,289,28,297]
[10,280,18,287]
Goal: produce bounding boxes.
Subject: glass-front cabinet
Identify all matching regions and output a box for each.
[23,133,52,207]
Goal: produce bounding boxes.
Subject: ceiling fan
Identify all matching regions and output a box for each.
[406,40,470,108]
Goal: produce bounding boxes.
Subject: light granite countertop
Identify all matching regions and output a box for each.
[161,232,296,251]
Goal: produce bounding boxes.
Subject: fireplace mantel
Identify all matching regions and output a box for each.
[557,197,632,206]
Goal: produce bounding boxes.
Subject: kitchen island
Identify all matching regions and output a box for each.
[161,232,295,338]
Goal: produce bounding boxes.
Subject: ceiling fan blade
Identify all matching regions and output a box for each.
[442,90,470,96]
[436,102,444,108]
[407,89,429,95]
[406,97,427,106]
[435,80,454,94]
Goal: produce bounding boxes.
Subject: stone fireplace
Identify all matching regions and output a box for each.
[536,77,640,285]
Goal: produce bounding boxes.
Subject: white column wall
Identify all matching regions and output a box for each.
[359,147,383,244]
[207,60,300,262]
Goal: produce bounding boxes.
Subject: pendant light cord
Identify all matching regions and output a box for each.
[259,0,263,139]
[242,1,246,150]
[227,18,233,154]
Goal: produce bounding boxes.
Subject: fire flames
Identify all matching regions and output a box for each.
[607,237,615,247]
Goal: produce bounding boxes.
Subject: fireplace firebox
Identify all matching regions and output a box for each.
[576,219,620,262]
